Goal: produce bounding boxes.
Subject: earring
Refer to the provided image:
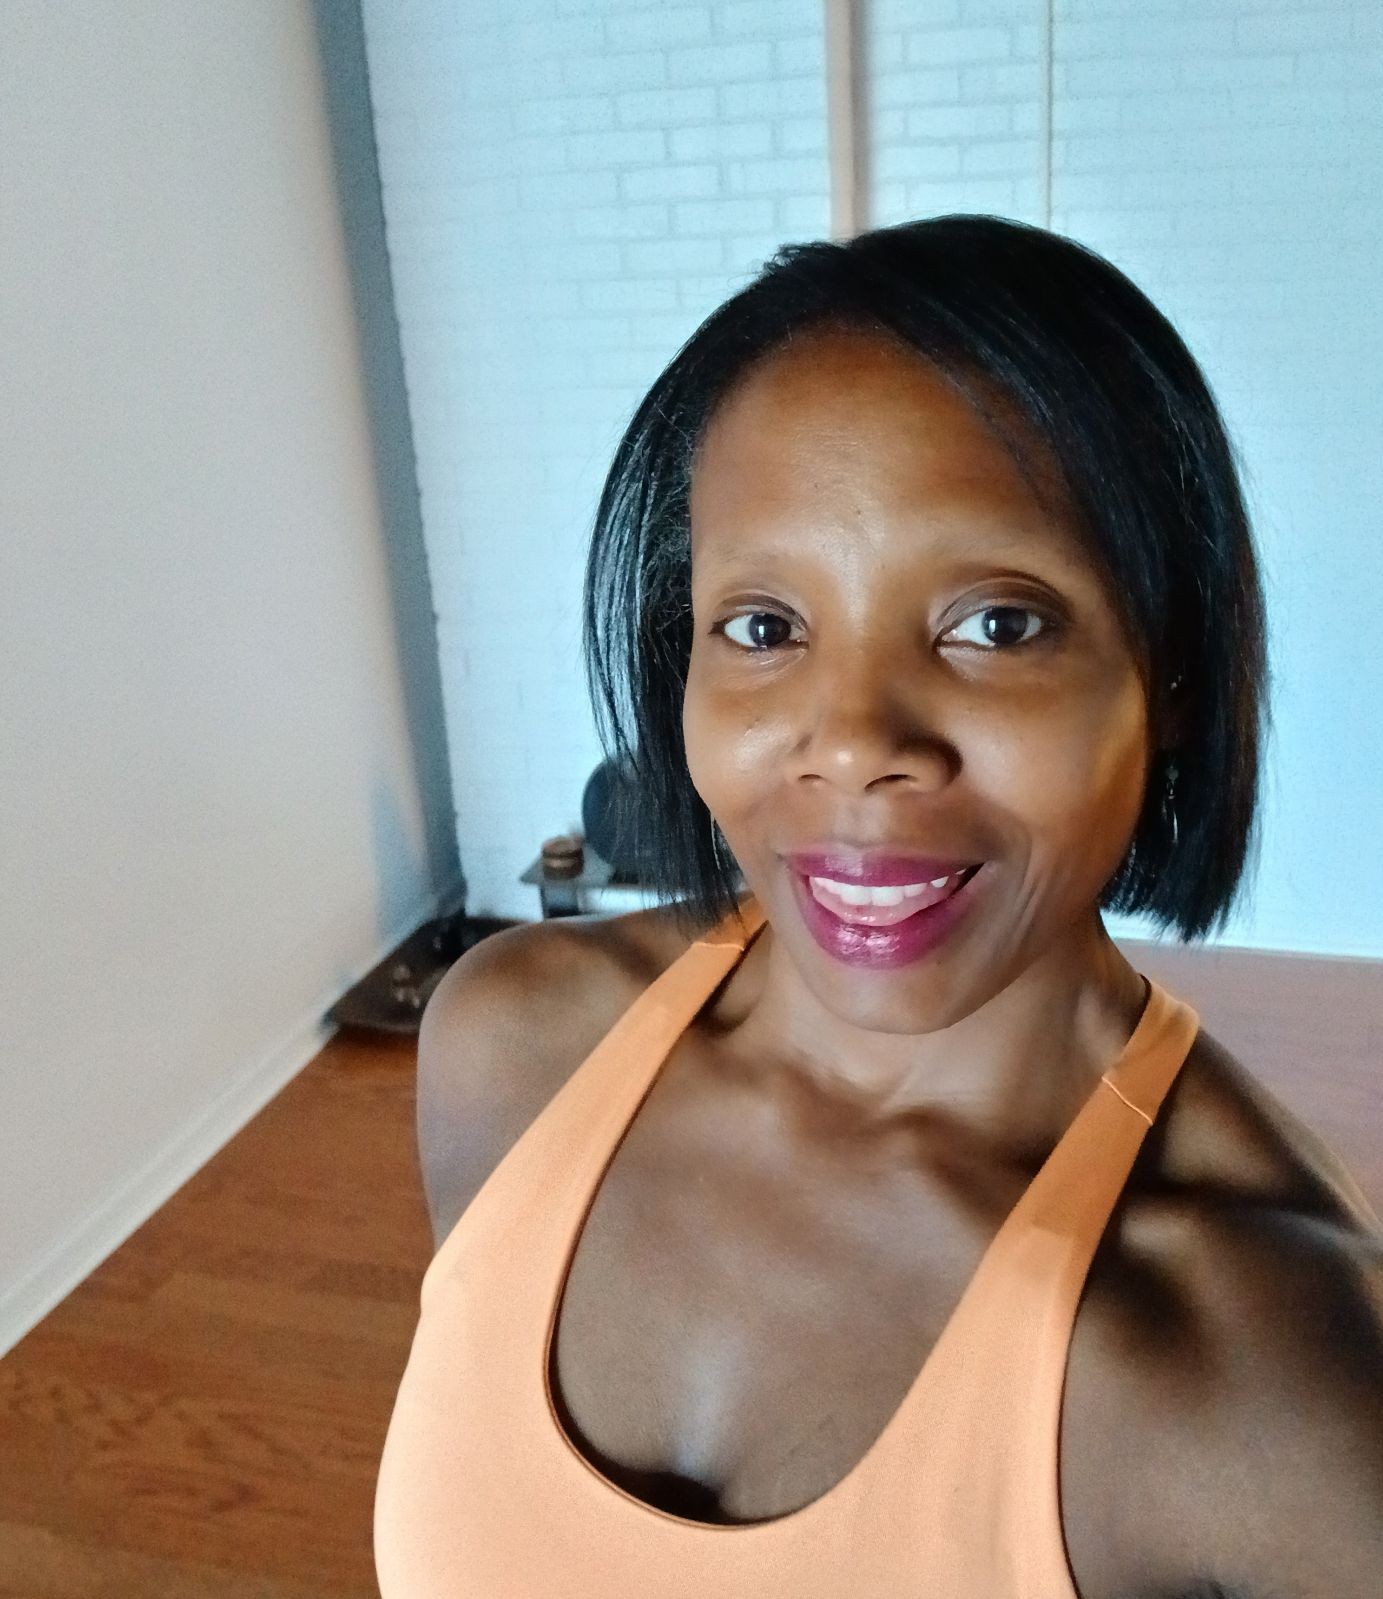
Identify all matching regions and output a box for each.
[1160,755,1180,850]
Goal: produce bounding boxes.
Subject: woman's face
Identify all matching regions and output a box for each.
[682,325,1156,1033]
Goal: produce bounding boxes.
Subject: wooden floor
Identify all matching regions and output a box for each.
[0,940,1378,1597]
[0,1030,429,1599]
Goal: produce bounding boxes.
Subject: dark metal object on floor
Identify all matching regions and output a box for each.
[326,909,522,1036]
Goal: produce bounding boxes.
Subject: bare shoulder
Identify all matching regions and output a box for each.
[1066,1026,1383,1598]
[1161,1035,1383,1594]
[1156,1027,1380,1228]
[414,902,700,1250]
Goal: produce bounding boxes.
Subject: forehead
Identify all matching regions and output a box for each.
[689,326,1082,569]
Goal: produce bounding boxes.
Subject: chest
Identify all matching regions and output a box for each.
[550,1049,1130,1514]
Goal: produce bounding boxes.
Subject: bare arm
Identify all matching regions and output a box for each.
[414,912,662,1250]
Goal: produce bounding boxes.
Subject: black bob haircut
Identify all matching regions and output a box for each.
[582,214,1270,945]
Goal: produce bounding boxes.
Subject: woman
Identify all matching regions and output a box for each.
[375,218,1382,1598]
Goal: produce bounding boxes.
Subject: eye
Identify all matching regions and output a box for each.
[943,604,1054,651]
[715,610,802,652]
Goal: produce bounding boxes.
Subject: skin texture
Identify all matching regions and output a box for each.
[417,326,1383,1597]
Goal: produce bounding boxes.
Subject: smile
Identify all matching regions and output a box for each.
[789,863,988,970]
[806,869,977,926]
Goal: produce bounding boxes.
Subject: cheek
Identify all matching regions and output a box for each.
[975,681,1149,862]
[680,694,710,802]
[681,654,737,809]
[682,658,782,812]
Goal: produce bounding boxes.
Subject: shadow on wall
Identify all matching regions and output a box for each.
[313,0,464,934]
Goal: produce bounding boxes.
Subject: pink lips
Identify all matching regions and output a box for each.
[786,855,989,970]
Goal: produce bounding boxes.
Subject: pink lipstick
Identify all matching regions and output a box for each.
[783,850,988,970]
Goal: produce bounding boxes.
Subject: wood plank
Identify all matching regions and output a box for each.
[0,1034,426,1596]
[0,1520,333,1599]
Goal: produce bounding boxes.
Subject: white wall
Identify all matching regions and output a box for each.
[363,0,1383,959]
[0,1,458,1348]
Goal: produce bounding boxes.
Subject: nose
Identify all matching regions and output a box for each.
[787,651,957,796]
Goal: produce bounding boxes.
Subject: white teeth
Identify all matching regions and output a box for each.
[808,873,961,905]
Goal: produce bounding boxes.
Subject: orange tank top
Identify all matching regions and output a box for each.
[374,892,1203,1596]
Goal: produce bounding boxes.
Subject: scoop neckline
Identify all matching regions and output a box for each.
[539,898,1171,1536]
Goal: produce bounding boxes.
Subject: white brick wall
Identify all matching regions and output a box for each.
[363,0,1383,956]
[869,0,1044,226]
[361,0,827,919]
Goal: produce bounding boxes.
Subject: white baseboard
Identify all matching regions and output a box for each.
[0,876,463,1357]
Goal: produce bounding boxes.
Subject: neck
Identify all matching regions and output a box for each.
[721,905,1150,1148]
